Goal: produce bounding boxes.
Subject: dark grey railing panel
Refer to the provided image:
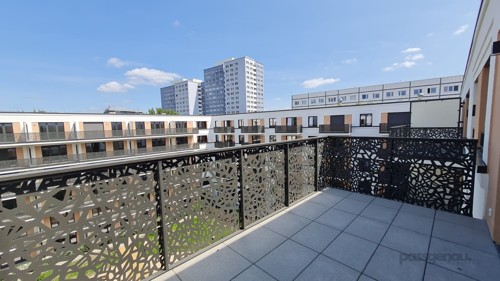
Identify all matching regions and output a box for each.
[319,137,476,216]
[159,151,241,265]
[389,127,463,139]
[242,145,286,226]
[0,162,164,280]
[288,141,316,204]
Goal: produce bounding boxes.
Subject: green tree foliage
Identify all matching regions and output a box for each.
[147,108,179,115]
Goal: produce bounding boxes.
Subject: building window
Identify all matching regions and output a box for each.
[197,121,207,129]
[413,89,422,95]
[239,135,245,144]
[398,90,406,96]
[318,98,324,103]
[327,97,336,103]
[310,99,316,104]
[197,136,208,143]
[308,116,318,127]
[269,135,276,142]
[294,101,299,106]
[113,141,124,151]
[137,139,146,149]
[386,91,394,97]
[361,94,368,100]
[373,93,380,99]
[269,118,276,128]
[41,145,67,157]
[427,87,437,94]
[238,119,244,128]
[360,114,373,127]
[0,148,16,161]
[301,100,307,104]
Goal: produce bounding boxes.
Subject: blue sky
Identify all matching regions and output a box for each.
[0,0,480,113]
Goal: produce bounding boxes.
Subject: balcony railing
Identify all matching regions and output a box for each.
[0,136,476,280]
[318,124,352,134]
[214,141,236,148]
[389,127,463,139]
[379,123,410,133]
[0,128,199,143]
[275,125,302,133]
[213,127,235,133]
[0,143,200,170]
[240,126,265,133]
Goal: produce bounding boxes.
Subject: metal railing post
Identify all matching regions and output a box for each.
[314,139,319,192]
[155,160,170,271]
[284,143,290,207]
[238,149,246,229]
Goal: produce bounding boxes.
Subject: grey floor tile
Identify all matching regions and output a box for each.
[231,265,276,281]
[154,271,181,281]
[291,221,341,252]
[226,227,286,262]
[435,210,489,230]
[364,246,425,281]
[400,203,435,218]
[257,240,318,281]
[290,201,330,220]
[358,275,377,281]
[432,219,497,255]
[380,226,430,256]
[371,197,403,209]
[175,246,251,281]
[347,192,375,203]
[344,216,389,243]
[316,208,357,230]
[263,212,311,238]
[360,204,398,224]
[322,187,352,197]
[424,264,475,281]
[392,211,433,235]
[322,232,377,272]
[333,198,369,215]
[309,192,344,207]
[428,237,500,281]
[295,255,360,281]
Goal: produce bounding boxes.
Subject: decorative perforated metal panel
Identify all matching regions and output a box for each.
[390,127,463,139]
[288,141,316,204]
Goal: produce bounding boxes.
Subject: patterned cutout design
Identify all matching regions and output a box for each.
[0,163,163,281]
[319,137,476,216]
[242,145,286,225]
[390,127,462,139]
[288,142,316,204]
[160,152,240,265]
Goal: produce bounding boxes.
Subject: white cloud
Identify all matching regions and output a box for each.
[97,81,134,93]
[405,53,424,61]
[125,68,181,86]
[302,77,340,89]
[173,20,181,27]
[341,58,358,64]
[383,61,417,72]
[97,68,181,93]
[453,24,469,35]
[106,57,127,68]
[401,47,421,53]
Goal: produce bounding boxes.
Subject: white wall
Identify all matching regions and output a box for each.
[411,98,460,127]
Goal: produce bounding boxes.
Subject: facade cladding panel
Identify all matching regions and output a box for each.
[160,86,176,112]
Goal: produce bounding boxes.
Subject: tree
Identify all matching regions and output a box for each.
[147,108,179,115]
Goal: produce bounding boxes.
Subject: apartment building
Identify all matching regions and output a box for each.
[459,0,500,242]
[160,79,203,115]
[0,96,460,172]
[202,57,264,115]
[292,76,463,109]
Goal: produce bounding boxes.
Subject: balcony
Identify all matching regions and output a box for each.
[2,136,495,281]
[390,127,463,139]
[240,126,265,133]
[214,141,236,148]
[0,143,200,171]
[214,127,235,133]
[0,128,199,144]
[379,123,410,134]
[319,124,352,134]
[275,125,302,133]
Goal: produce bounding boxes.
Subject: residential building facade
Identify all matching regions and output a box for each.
[160,79,203,115]
[459,0,500,242]
[292,75,463,109]
[0,97,460,173]
[202,57,264,115]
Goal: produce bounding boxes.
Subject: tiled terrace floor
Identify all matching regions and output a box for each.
[155,188,500,281]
